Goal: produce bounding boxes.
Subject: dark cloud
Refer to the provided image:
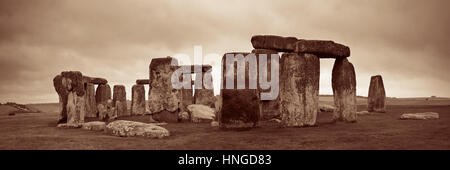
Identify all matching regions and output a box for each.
[0,0,449,103]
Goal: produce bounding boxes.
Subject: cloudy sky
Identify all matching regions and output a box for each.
[1,0,449,104]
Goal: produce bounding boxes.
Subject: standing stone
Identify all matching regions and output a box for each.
[57,71,86,125]
[148,57,181,122]
[53,75,68,123]
[194,71,215,108]
[332,58,357,122]
[131,84,146,115]
[98,99,117,121]
[219,53,260,129]
[113,85,128,117]
[84,83,97,118]
[280,53,320,127]
[252,49,281,120]
[136,79,150,85]
[95,84,111,105]
[180,74,193,112]
[368,75,386,112]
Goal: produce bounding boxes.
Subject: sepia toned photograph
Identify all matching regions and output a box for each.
[1,0,449,159]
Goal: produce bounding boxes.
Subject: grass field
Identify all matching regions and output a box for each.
[0,98,449,150]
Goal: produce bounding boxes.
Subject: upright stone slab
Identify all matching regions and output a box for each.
[219,53,260,129]
[252,49,281,120]
[194,71,215,108]
[84,83,97,118]
[131,84,146,115]
[113,85,128,117]
[280,53,319,127]
[53,71,86,125]
[251,35,298,52]
[180,74,193,112]
[148,57,181,122]
[95,84,111,105]
[332,58,357,122]
[368,75,386,112]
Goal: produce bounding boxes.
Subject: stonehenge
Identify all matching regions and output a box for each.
[52,35,382,132]
[368,75,386,112]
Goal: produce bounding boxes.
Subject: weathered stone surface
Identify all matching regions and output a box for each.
[84,83,97,118]
[400,112,439,120]
[356,111,372,115]
[180,74,193,112]
[251,35,298,52]
[106,120,170,138]
[152,110,179,123]
[148,57,181,114]
[53,71,86,125]
[113,85,128,117]
[194,71,215,108]
[219,53,260,129]
[332,58,357,122]
[95,84,111,105]
[280,53,319,127]
[187,104,215,123]
[97,99,117,121]
[136,79,150,85]
[131,84,146,115]
[84,76,108,85]
[319,103,336,112]
[294,39,350,58]
[252,49,281,120]
[81,121,106,131]
[180,65,213,73]
[368,75,386,113]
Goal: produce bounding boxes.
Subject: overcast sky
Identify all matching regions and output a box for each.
[1,0,449,104]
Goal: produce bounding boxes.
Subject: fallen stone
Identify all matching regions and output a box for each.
[294,39,350,58]
[400,112,439,120]
[113,85,128,117]
[251,35,298,52]
[106,120,170,138]
[81,121,106,131]
[280,53,320,127]
[368,75,386,113]
[332,58,357,122]
[95,84,111,105]
[319,103,336,112]
[136,79,150,85]
[211,121,219,127]
[187,104,215,123]
[131,84,146,115]
[148,57,181,114]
